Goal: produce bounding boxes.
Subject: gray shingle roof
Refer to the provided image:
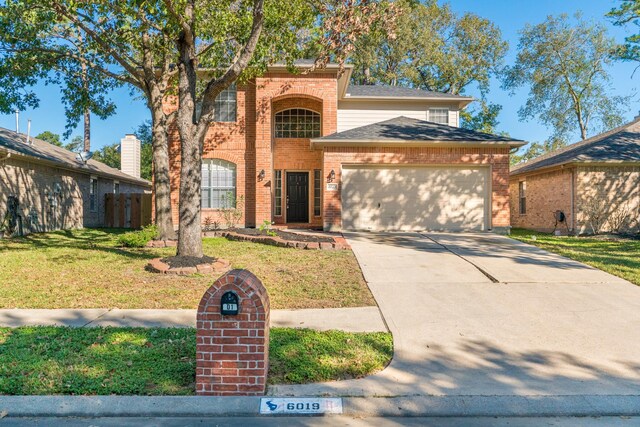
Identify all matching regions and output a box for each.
[345,85,473,100]
[511,117,640,176]
[0,127,150,186]
[313,116,525,145]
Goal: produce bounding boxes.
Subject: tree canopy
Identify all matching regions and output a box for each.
[347,0,508,133]
[503,13,629,143]
[608,0,640,64]
[35,130,83,152]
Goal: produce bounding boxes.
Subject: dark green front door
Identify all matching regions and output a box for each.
[286,172,309,223]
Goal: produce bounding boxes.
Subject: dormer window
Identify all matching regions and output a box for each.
[428,108,449,125]
[274,108,321,138]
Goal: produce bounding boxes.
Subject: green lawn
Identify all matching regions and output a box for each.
[0,327,392,395]
[510,228,640,286]
[0,228,374,309]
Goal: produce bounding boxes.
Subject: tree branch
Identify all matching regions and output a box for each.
[51,2,144,81]
[199,0,264,122]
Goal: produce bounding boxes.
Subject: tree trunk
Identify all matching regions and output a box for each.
[83,108,90,152]
[175,29,204,258]
[150,103,176,241]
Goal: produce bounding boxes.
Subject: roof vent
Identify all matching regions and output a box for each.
[26,119,31,145]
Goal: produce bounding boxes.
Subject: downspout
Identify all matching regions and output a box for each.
[570,167,576,235]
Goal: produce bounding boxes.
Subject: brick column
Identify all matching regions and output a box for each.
[196,269,270,396]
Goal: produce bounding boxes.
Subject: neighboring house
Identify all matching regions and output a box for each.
[167,62,525,233]
[0,128,151,235]
[510,116,640,234]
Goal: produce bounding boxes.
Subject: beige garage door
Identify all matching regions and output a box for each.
[341,166,489,231]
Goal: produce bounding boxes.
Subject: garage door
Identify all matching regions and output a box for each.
[341,166,489,231]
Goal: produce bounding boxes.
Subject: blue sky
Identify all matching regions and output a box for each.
[0,0,638,151]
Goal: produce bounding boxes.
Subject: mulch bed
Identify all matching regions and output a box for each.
[579,233,640,241]
[161,255,216,269]
[146,229,349,250]
[230,228,335,243]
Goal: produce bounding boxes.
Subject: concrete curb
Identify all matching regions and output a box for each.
[1,395,639,418]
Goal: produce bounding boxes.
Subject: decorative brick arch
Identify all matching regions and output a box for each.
[266,86,326,104]
[202,151,242,167]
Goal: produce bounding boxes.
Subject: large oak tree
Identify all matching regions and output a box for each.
[503,13,630,142]
[347,0,508,133]
[0,0,181,240]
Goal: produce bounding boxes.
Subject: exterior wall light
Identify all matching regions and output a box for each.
[258,169,266,181]
[328,169,335,182]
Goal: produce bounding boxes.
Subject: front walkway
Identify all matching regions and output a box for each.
[0,307,386,333]
[270,231,640,397]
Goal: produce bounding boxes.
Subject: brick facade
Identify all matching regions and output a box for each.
[0,156,148,234]
[196,269,270,396]
[509,168,575,233]
[509,165,640,234]
[166,71,514,232]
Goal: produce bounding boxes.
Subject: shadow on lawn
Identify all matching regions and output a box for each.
[0,327,196,396]
[0,228,169,261]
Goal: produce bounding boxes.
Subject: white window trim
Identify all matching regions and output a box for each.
[201,159,237,209]
[89,176,98,213]
[428,108,449,125]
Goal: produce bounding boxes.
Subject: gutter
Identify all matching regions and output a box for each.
[571,168,576,234]
[311,138,527,149]
[510,160,640,179]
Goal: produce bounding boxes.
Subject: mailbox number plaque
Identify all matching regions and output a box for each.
[220,291,239,315]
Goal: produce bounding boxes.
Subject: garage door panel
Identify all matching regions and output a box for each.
[342,166,488,231]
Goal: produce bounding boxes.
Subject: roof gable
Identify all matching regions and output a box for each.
[511,117,640,175]
[0,127,150,186]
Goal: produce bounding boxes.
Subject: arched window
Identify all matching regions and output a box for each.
[274,108,321,138]
[201,159,236,208]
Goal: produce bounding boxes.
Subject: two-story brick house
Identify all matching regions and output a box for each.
[167,63,525,233]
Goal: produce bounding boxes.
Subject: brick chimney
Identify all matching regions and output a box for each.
[120,134,141,179]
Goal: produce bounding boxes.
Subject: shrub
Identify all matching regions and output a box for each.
[221,193,244,228]
[582,195,608,234]
[117,224,158,248]
[608,202,633,234]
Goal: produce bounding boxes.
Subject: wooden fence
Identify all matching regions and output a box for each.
[105,193,152,229]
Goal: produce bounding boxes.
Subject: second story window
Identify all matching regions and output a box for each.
[196,84,237,123]
[429,108,449,125]
[274,108,321,138]
[214,84,237,122]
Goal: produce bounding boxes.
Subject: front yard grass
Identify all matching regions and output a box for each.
[510,228,640,286]
[0,228,374,309]
[0,326,393,395]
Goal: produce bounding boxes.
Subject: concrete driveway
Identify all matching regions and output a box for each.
[270,232,640,397]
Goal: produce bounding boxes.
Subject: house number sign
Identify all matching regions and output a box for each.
[259,398,343,415]
[220,291,239,315]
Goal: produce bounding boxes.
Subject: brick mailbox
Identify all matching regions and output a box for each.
[196,269,270,396]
